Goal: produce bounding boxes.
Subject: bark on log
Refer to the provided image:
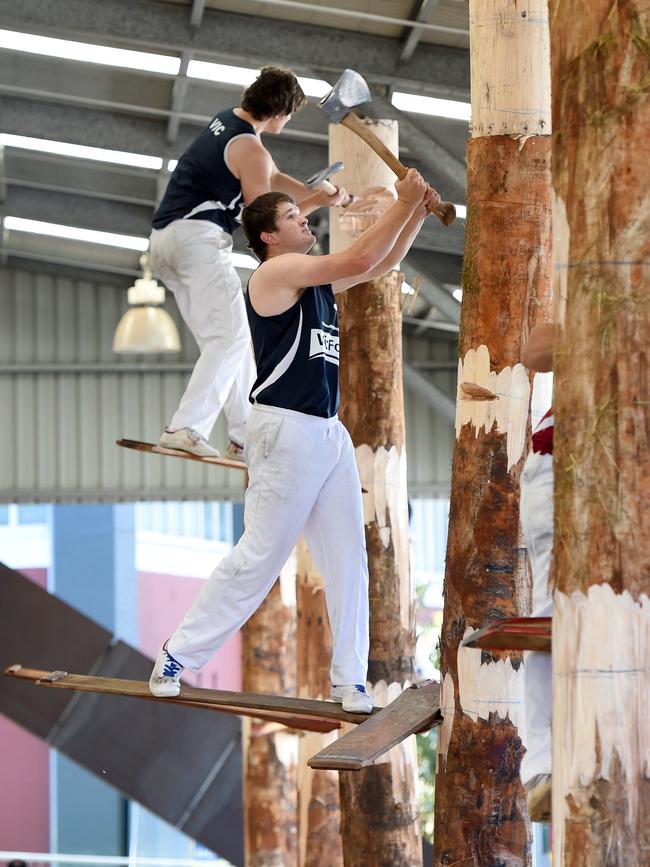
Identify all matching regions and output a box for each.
[242,566,298,867]
[550,2,650,863]
[331,119,423,867]
[296,538,343,867]
[433,3,553,861]
[433,135,552,866]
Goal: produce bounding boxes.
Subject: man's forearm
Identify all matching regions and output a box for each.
[271,170,310,199]
[348,199,417,270]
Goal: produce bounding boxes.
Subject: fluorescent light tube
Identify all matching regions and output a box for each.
[0,28,180,75]
[4,216,149,251]
[391,91,471,122]
[0,133,162,170]
[187,60,330,98]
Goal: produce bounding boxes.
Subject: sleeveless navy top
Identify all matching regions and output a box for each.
[246,283,340,418]
[152,108,257,235]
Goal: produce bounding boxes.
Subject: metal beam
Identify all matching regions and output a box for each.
[403,361,456,423]
[400,0,441,63]
[0,0,470,95]
[190,0,206,30]
[401,259,460,323]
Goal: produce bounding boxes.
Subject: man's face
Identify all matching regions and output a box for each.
[267,201,315,254]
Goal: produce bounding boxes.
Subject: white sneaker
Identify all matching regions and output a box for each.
[149,644,184,697]
[224,440,246,463]
[159,427,220,458]
[331,683,373,714]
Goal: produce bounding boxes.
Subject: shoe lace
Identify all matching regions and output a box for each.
[188,429,205,445]
[162,656,182,678]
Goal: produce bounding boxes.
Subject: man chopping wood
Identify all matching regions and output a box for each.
[149,168,439,712]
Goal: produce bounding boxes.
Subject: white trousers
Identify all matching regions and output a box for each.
[168,405,370,686]
[519,450,554,782]
[148,220,256,444]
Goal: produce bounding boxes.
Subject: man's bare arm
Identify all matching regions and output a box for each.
[522,322,555,372]
[227,137,274,204]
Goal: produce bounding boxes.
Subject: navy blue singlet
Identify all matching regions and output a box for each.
[245,283,340,419]
[152,108,256,235]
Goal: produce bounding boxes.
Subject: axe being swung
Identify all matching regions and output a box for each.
[319,69,457,227]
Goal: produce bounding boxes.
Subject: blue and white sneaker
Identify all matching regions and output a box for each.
[331,683,373,714]
[149,643,184,697]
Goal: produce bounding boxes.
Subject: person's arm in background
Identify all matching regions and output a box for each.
[522,322,555,372]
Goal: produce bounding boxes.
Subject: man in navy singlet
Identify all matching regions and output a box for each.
[149,169,440,714]
[148,67,348,461]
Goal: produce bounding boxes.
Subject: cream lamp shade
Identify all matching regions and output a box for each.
[113,267,181,354]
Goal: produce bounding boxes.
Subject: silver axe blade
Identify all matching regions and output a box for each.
[318,68,371,123]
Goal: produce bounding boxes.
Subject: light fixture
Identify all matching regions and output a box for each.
[391,91,471,122]
[113,256,181,354]
[0,133,163,170]
[0,28,180,75]
[3,216,149,251]
[187,59,330,97]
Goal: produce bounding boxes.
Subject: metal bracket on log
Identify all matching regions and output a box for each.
[462,617,552,653]
[307,680,442,771]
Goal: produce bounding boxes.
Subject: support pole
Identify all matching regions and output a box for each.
[242,558,298,867]
[295,539,343,867]
[550,2,650,863]
[330,118,423,867]
[433,1,553,862]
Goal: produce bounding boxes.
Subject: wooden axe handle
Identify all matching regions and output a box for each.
[341,112,457,226]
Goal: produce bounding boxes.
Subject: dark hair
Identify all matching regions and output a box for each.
[241,66,307,120]
[242,192,295,261]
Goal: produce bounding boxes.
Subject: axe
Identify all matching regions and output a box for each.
[319,69,456,226]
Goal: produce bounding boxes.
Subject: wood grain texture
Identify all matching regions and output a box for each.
[433,133,552,866]
[550,1,650,863]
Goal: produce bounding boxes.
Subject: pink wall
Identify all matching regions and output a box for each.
[138,571,242,692]
[0,567,50,852]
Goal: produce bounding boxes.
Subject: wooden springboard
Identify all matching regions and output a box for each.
[462,617,552,653]
[117,438,246,470]
[307,680,441,771]
[5,665,381,733]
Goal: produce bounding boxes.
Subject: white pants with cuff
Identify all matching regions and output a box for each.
[519,450,553,783]
[167,404,370,687]
[148,220,255,445]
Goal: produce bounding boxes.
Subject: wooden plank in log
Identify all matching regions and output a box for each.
[307,680,441,771]
[4,666,379,730]
[462,617,552,653]
[117,438,246,471]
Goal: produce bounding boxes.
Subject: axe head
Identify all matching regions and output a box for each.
[318,68,371,123]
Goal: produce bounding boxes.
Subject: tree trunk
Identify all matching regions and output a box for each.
[295,538,344,867]
[330,119,423,867]
[550,2,650,863]
[433,2,553,863]
[242,562,298,867]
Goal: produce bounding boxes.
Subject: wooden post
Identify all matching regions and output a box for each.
[550,2,650,863]
[433,1,553,863]
[295,538,344,867]
[330,119,423,867]
[242,558,298,867]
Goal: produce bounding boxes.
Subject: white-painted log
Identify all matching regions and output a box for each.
[469,0,552,137]
[552,584,650,863]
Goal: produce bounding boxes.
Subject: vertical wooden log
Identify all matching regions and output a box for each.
[550,2,650,864]
[295,538,344,867]
[242,558,298,867]
[433,1,553,863]
[331,120,423,867]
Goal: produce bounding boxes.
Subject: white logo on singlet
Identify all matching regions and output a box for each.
[209,118,225,137]
[309,324,339,365]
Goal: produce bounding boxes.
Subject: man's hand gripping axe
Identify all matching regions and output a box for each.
[318,69,456,226]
